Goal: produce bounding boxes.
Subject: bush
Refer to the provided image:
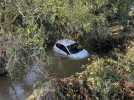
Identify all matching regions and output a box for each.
[76,44,134,100]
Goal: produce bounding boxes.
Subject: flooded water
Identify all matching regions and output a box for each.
[0,52,89,100]
[47,54,88,78]
[0,77,12,100]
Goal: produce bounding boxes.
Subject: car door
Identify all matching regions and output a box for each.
[56,43,69,57]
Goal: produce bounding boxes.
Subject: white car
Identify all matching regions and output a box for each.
[53,39,89,60]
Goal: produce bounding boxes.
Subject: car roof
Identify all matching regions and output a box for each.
[56,39,76,46]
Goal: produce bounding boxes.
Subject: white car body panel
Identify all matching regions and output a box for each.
[68,49,89,60]
[56,39,76,46]
[53,45,68,57]
[53,39,90,60]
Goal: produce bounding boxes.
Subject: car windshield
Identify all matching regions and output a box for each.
[67,43,83,54]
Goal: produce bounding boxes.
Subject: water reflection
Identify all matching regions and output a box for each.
[46,52,88,78]
[0,52,88,100]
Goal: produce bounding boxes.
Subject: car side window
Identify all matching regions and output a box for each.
[56,43,69,55]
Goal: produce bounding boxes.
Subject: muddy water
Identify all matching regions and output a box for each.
[0,77,12,100]
[0,52,88,100]
[47,53,88,78]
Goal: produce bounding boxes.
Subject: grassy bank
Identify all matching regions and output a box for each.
[51,40,134,100]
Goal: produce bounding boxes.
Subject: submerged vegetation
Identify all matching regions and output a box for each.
[0,0,134,100]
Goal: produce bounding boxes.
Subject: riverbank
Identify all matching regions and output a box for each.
[0,34,134,100]
[56,40,134,100]
[27,40,134,100]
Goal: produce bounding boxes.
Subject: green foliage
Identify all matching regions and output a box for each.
[0,0,133,47]
[6,46,31,81]
[0,0,134,99]
[77,47,134,99]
